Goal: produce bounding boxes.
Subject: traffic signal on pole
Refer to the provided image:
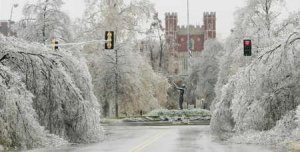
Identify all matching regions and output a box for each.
[244,39,252,56]
[52,39,59,51]
[105,31,114,49]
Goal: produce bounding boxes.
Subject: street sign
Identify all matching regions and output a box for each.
[105,31,114,49]
[244,39,252,56]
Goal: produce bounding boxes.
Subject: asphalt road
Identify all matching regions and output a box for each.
[27,125,280,152]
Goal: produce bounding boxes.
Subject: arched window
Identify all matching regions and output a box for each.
[189,39,195,50]
[208,23,213,30]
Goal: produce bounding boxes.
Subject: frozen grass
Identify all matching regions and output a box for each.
[146,108,211,119]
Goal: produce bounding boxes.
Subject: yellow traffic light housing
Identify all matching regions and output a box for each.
[51,39,59,51]
[105,31,114,49]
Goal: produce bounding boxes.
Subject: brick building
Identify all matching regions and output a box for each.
[165,12,216,74]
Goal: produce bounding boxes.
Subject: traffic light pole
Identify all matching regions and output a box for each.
[48,39,109,51]
[49,40,107,47]
[115,48,119,118]
[114,30,119,118]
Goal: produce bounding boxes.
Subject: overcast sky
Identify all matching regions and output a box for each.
[0,0,299,39]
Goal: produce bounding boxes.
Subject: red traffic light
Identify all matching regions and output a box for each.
[244,40,251,46]
[244,39,252,56]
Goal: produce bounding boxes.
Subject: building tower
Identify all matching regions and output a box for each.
[165,12,178,52]
[165,12,178,74]
[203,12,216,40]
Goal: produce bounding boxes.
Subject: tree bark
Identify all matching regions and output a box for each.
[42,0,49,44]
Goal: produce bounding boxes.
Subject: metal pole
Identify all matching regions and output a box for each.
[9,6,14,21]
[8,4,18,36]
[108,0,119,118]
[186,0,191,109]
[187,0,192,71]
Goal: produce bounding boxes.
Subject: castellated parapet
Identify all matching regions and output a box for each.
[203,12,216,17]
[165,12,178,17]
[177,25,203,35]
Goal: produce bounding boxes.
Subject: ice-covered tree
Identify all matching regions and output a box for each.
[88,42,169,117]
[75,0,169,117]
[0,63,66,150]
[213,31,300,144]
[76,0,154,42]
[231,0,286,46]
[212,0,300,112]
[16,0,71,44]
[146,12,166,70]
[211,0,300,144]
[0,35,103,149]
[186,40,224,109]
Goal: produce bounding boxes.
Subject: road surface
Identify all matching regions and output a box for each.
[27,125,281,152]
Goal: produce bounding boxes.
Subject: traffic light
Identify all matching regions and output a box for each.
[51,39,59,51]
[244,39,252,56]
[105,31,114,49]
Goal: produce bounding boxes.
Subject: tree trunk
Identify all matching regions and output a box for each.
[42,0,49,44]
[158,29,163,69]
[150,46,154,69]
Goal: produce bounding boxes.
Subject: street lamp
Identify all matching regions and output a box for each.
[10,4,19,21]
[8,3,18,36]
[186,0,191,73]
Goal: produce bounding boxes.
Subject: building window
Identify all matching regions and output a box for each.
[189,39,195,50]
[209,23,213,30]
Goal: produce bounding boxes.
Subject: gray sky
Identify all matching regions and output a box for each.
[0,0,299,39]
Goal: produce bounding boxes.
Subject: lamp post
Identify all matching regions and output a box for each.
[8,3,18,36]
[187,0,191,72]
[185,0,191,109]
